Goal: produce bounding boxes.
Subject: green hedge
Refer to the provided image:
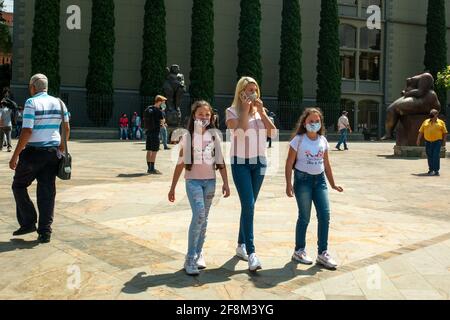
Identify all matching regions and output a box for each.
[189,0,214,103]
[140,0,167,103]
[86,0,115,125]
[316,0,341,107]
[237,0,262,85]
[31,0,60,96]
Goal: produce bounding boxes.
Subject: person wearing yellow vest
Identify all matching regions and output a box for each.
[416,109,448,176]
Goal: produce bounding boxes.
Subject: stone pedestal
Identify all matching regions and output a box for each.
[394,146,447,158]
[396,114,428,146]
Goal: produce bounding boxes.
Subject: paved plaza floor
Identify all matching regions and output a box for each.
[0,140,449,300]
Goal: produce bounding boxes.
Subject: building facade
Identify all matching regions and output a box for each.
[0,11,13,65]
[10,0,450,134]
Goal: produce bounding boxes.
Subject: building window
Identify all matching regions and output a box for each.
[360,0,382,9]
[339,24,357,49]
[360,28,381,50]
[341,51,356,79]
[359,52,380,81]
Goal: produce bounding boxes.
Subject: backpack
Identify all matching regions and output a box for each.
[144,106,158,131]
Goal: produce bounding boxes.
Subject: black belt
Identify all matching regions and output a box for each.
[26,145,58,152]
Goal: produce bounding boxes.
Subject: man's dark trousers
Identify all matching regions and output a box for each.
[12,147,60,235]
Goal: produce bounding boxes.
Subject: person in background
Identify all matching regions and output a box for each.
[160,104,170,150]
[144,95,166,174]
[131,112,143,140]
[416,109,447,176]
[119,113,129,140]
[336,111,352,151]
[0,96,17,152]
[15,106,24,138]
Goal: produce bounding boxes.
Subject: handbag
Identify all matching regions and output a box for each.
[57,99,72,180]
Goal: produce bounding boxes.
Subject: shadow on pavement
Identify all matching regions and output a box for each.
[121,257,327,294]
[117,173,149,178]
[0,239,40,253]
[376,155,420,160]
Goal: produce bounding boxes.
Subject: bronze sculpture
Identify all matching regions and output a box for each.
[381,72,441,146]
[163,64,186,127]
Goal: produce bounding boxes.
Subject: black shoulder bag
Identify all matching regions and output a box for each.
[57,99,72,180]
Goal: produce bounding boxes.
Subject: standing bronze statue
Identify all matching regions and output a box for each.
[163,64,186,128]
[381,72,441,146]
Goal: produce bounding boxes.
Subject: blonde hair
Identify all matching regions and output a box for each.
[231,76,261,116]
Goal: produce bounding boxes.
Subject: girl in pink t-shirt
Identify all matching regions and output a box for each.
[168,100,230,276]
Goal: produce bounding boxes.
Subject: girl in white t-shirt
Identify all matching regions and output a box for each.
[285,107,343,270]
[168,100,230,276]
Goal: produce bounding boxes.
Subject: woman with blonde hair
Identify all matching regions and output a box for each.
[226,76,277,271]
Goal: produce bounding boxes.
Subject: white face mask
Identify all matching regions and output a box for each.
[248,92,258,101]
[306,122,321,133]
[194,118,210,128]
[161,103,166,110]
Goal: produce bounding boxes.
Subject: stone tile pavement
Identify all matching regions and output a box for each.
[0,140,449,300]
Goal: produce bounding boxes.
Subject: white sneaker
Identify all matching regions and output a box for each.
[292,250,313,265]
[236,244,249,261]
[248,253,262,271]
[196,252,206,270]
[184,257,200,276]
[316,251,338,269]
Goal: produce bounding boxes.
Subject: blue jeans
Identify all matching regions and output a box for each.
[120,127,128,139]
[293,170,330,254]
[425,140,442,173]
[336,128,348,149]
[160,126,168,148]
[185,179,216,258]
[132,126,142,140]
[231,157,267,255]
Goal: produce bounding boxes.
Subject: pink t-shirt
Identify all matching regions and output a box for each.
[226,106,267,159]
[180,132,216,180]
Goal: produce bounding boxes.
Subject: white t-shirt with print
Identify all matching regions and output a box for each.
[289,134,329,175]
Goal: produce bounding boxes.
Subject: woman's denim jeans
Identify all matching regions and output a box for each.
[231,157,267,255]
[185,179,216,258]
[293,170,330,254]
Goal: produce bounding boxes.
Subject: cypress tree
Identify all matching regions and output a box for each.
[424,0,447,112]
[278,0,303,129]
[316,0,341,127]
[189,0,214,102]
[237,0,262,85]
[278,0,303,102]
[86,0,115,126]
[31,0,60,96]
[140,0,167,105]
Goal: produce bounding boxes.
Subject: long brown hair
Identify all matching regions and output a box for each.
[185,100,225,171]
[292,107,326,138]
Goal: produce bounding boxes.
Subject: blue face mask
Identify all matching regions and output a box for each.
[306,122,321,133]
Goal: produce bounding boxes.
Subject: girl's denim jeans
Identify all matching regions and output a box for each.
[185,179,216,258]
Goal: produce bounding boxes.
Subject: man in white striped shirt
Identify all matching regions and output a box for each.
[9,74,70,243]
